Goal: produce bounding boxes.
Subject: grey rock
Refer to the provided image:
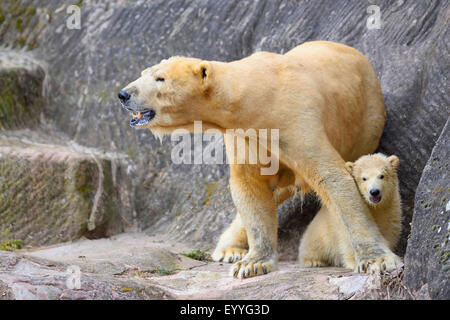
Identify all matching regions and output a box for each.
[0,235,358,300]
[0,50,45,130]
[23,233,206,275]
[0,250,172,300]
[0,135,135,246]
[404,117,450,300]
[1,235,422,300]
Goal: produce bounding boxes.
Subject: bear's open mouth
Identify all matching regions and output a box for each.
[129,110,155,127]
[370,195,382,203]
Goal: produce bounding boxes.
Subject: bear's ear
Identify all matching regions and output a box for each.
[388,155,399,169]
[194,61,212,86]
[344,162,354,174]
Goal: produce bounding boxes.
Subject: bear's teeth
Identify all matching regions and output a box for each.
[131,112,142,119]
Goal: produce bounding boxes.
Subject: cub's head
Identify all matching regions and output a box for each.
[345,153,399,207]
[118,57,215,135]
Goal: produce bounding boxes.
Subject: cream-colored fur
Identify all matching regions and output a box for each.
[299,154,402,270]
[120,41,402,278]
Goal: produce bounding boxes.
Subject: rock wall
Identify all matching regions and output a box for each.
[0,137,135,245]
[0,50,44,130]
[0,0,448,266]
[404,118,449,300]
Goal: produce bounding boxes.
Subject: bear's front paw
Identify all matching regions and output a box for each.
[212,247,248,263]
[230,256,277,279]
[355,252,403,273]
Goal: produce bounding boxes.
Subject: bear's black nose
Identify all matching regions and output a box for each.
[370,189,380,196]
[118,90,131,103]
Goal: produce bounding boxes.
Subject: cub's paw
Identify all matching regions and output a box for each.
[299,258,326,268]
[355,253,403,273]
[230,257,277,279]
[212,247,248,263]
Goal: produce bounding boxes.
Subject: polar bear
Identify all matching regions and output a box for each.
[118,41,402,278]
[299,153,402,270]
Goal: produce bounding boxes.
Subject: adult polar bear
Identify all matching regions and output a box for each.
[118,41,402,278]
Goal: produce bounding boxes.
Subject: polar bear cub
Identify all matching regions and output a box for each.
[298,153,402,270]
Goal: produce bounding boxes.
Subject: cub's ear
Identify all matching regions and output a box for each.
[194,61,212,85]
[344,162,354,174]
[388,155,400,169]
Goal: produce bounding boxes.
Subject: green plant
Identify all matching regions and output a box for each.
[155,267,173,275]
[0,239,23,251]
[180,249,211,262]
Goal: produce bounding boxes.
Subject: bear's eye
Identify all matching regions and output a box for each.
[379,175,384,179]
[362,177,367,181]
[155,77,165,82]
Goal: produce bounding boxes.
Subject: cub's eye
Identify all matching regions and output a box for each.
[379,175,384,179]
[362,177,367,181]
[155,77,165,82]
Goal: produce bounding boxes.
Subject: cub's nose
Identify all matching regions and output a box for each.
[118,90,131,103]
[370,189,380,196]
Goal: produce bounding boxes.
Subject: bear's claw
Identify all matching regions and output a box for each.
[230,258,276,279]
[355,253,403,274]
[212,247,248,263]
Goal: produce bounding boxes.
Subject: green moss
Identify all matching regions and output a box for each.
[180,249,211,262]
[0,69,36,129]
[126,145,137,162]
[155,267,173,275]
[17,36,25,48]
[0,239,23,251]
[15,17,23,31]
[203,182,218,205]
[98,91,109,100]
[27,37,38,51]
[73,162,96,200]
[0,9,6,25]
[1,1,39,50]
[442,251,450,263]
[75,184,93,198]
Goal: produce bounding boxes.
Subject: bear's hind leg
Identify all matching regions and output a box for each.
[298,207,331,268]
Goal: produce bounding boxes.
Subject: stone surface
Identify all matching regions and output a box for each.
[0,233,420,300]
[0,249,172,300]
[23,233,206,275]
[0,50,45,130]
[0,135,135,246]
[404,117,450,300]
[0,233,372,300]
